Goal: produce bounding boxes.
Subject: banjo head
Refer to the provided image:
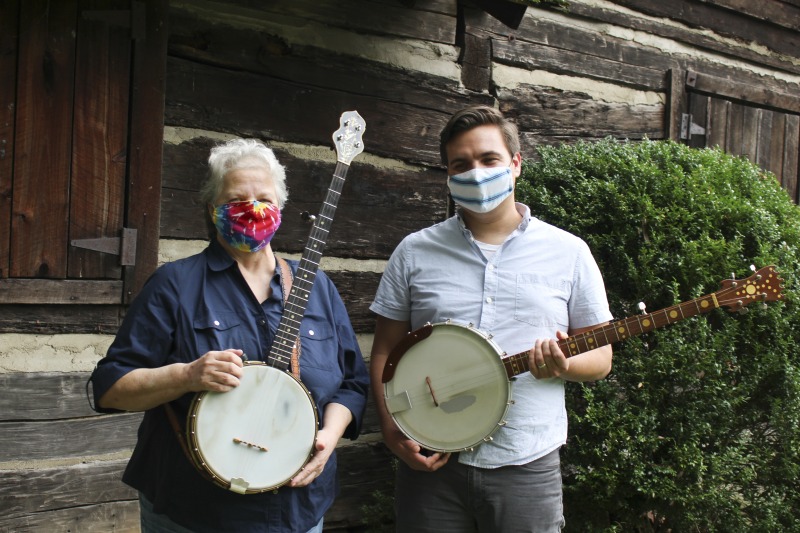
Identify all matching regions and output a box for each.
[384,322,512,452]
[187,363,318,493]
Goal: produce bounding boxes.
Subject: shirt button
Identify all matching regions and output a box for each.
[259,319,266,326]
[308,330,315,336]
[213,320,220,326]
[486,297,493,303]
[488,264,495,271]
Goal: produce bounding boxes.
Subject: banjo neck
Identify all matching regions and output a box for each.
[501,266,783,379]
[267,111,366,370]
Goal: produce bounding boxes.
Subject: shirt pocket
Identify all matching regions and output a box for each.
[297,321,338,371]
[190,310,246,358]
[513,274,570,328]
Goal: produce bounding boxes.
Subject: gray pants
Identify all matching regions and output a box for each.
[394,448,565,533]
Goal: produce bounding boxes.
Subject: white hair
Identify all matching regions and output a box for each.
[200,138,288,209]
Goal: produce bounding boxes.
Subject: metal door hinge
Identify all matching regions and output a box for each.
[71,227,137,266]
[680,113,706,140]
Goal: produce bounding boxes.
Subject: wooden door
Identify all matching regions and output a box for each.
[0,0,166,307]
[669,69,800,203]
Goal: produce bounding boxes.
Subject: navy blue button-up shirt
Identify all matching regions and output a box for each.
[91,239,369,532]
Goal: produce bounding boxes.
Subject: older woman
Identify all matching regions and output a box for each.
[90,138,369,533]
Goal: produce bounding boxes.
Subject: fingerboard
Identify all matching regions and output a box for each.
[268,163,349,368]
[267,111,365,370]
[500,266,783,379]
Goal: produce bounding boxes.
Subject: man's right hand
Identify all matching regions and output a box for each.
[383,425,450,472]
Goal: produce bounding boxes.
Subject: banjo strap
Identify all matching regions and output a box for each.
[275,256,302,379]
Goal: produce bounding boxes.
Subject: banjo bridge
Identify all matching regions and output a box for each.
[233,437,269,452]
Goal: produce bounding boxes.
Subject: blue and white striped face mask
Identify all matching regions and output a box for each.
[447,166,514,214]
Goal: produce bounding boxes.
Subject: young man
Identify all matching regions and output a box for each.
[369,105,613,532]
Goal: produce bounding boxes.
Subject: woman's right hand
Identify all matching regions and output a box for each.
[184,349,246,393]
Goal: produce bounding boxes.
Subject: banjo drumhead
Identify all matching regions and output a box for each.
[187,364,318,493]
[384,323,511,452]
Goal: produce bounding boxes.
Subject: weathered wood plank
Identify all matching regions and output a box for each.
[160,138,449,257]
[689,70,800,114]
[707,97,731,151]
[168,8,468,113]
[68,0,131,281]
[11,0,77,278]
[0,500,141,533]
[702,0,800,31]
[740,106,760,162]
[497,87,665,140]
[0,413,141,462]
[492,38,664,91]
[461,32,492,93]
[0,368,382,430]
[756,109,774,174]
[610,0,800,63]
[782,115,799,203]
[471,6,667,91]
[687,92,709,149]
[0,372,99,420]
[220,0,457,44]
[0,459,136,518]
[562,2,800,77]
[767,111,786,183]
[165,56,476,168]
[0,441,395,532]
[727,102,745,158]
[327,271,382,334]
[666,69,688,141]
[124,0,168,303]
[0,0,17,279]
[0,279,123,304]
[0,304,120,334]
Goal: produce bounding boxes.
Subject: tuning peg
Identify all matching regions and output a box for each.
[638,302,646,314]
[738,306,749,315]
[750,264,756,272]
[301,211,317,223]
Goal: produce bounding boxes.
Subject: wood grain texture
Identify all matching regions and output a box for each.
[0,0,17,279]
[68,0,132,280]
[11,0,78,278]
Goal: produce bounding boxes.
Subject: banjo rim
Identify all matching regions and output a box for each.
[186,362,319,493]
[384,322,513,453]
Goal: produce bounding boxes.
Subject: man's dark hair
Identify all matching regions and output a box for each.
[439,105,521,166]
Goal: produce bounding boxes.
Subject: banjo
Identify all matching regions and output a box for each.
[382,266,784,453]
[186,111,366,494]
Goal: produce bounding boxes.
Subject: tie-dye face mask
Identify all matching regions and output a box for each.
[212,200,281,253]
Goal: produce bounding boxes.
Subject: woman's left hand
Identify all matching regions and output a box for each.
[289,427,339,487]
[289,402,351,487]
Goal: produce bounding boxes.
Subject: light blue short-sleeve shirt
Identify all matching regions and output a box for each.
[370,203,613,468]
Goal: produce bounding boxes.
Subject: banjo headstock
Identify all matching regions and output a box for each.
[333,110,366,165]
[715,265,784,312]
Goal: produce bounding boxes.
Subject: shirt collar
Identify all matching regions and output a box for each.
[206,238,237,272]
[456,202,531,237]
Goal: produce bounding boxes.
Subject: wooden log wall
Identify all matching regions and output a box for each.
[2,0,798,530]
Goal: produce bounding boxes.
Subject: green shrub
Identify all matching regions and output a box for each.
[517,138,800,532]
